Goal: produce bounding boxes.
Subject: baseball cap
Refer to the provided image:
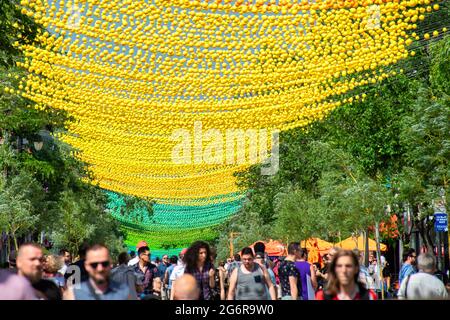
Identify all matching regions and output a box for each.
[136,240,148,250]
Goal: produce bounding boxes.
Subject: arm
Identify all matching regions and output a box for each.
[170,280,176,300]
[309,264,318,290]
[62,285,75,300]
[263,268,277,300]
[227,268,238,300]
[209,267,216,289]
[219,268,226,301]
[397,277,407,300]
[289,276,298,300]
[153,269,162,294]
[164,269,169,286]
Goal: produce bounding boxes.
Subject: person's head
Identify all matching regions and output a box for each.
[299,248,308,260]
[169,255,178,265]
[138,246,151,263]
[254,242,265,255]
[33,279,62,300]
[313,262,321,271]
[226,258,232,264]
[233,253,241,262]
[155,257,161,265]
[184,241,211,272]
[255,251,264,264]
[179,248,188,261]
[219,260,225,268]
[59,249,71,265]
[417,252,436,274]
[129,250,136,259]
[210,246,217,263]
[352,249,364,265]
[241,247,255,270]
[162,254,169,265]
[322,253,330,265]
[136,240,148,251]
[117,252,130,265]
[17,243,44,284]
[328,247,339,261]
[403,248,417,265]
[326,249,360,295]
[43,255,63,275]
[287,242,301,259]
[77,242,89,260]
[173,274,200,300]
[85,244,112,285]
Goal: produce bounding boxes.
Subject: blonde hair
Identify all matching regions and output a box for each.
[44,255,63,274]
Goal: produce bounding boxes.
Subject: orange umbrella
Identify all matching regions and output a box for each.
[334,236,387,251]
[301,238,334,252]
[250,239,287,256]
[301,238,334,264]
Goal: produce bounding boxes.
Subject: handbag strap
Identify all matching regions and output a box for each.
[404,274,411,299]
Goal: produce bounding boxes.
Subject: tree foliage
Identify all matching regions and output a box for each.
[216,35,450,261]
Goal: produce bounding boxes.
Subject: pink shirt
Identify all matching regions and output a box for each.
[0,270,37,300]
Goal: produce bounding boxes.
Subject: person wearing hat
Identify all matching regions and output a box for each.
[127,241,148,267]
[169,248,188,300]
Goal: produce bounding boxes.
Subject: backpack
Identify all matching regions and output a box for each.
[111,265,135,285]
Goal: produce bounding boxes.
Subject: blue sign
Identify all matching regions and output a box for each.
[434,213,448,232]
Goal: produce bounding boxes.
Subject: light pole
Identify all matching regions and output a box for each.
[229,232,241,258]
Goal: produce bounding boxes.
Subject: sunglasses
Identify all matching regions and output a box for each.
[89,261,110,269]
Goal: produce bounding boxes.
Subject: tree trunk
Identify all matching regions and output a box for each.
[6,234,11,258]
[12,232,18,252]
[425,221,435,253]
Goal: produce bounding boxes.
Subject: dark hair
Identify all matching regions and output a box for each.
[184,241,212,274]
[234,253,241,262]
[313,262,321,269]
[138,246,150,256]
[32,280,62,300]
[86,244,108,255]
[219,260,225,267]
[325,250,360,296]
[210,246,217,261]
[118,252,129,265]
[169,255,178,264]
[403,248,416,262]
[287,242,301,255]
[254,242,265,254]
[300,248,308,258]
[129,251,136,258]
[155,257,161,263]
[59,249,69,256]
[78,242,90,258]
[241,247,254,257]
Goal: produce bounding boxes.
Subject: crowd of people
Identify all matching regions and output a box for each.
[0,240,448,300]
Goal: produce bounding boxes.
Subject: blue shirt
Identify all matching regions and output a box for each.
[166,264,176,289]
[158,263,170,279]
[73,279,134,300]
[399,263,416,285]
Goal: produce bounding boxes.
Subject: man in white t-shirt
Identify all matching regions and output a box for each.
[398,252,448,300]
[169,248,187,300]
